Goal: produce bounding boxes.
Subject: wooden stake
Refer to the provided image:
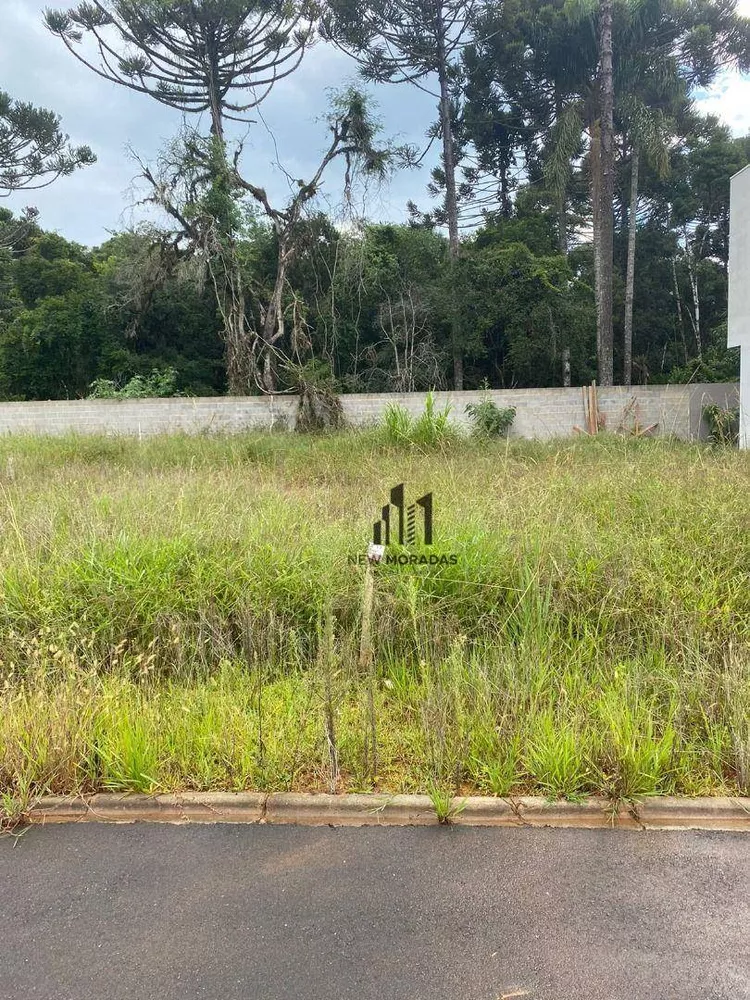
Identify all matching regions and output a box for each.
[359,559,377,782]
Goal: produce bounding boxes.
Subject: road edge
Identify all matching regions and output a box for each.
[22,792,750,831]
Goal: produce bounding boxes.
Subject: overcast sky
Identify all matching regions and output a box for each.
[4,0,750,247]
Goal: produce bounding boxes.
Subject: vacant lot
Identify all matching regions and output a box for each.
[1,431,748,820]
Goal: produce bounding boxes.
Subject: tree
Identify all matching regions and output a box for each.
[234,88,396,389]
[44,0,314,139]
[95,228,227,393]
[660,118,749,361]
[323,0,478,388]
[0,231,108,399]
[456,222,596,388]
[462,0,750,385]
[461,0,599,384]
[138,87,397,390]
[463,0,597,254]
[595,0,615,386]
[575,0,750,385]
[619,100,672,386]
[342,223,448,390]
[0,92,94,196]
[46,0,316,392]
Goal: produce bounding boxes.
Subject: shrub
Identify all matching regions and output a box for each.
[669,343,740,384]
[465,397,516,438]
[89,368,180,400]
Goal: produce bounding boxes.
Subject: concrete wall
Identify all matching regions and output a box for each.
[0,383,738,440]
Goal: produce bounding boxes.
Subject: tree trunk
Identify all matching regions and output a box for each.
[623,142,639,388]
[500,157,512,220]
[596,0,615,387]
[554,89,568,256]
[688,251,702,360]
[206,84,255,394]
[590,120,602,365]
[436,22,463,390]
[559,184,570,385]
[553,85,570,386]
[671,257,688,364]
[259,258,288,393]
[557,190,568,256]
[223,267,253,394]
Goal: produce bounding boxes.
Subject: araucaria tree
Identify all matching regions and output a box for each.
[144,87,394,390]
[462,0,750,386]
[595,0,615,386]
[45,0,317,392]
[0,91,94,196]
[322,0,477,389]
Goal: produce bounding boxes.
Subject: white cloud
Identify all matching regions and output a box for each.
[694,0,750,133]
[697,74,750,136]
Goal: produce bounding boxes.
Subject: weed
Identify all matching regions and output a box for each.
[525,713,590,799]
[382,403,413,443]
[0,431,748,818]
[702,403,739,446]
[465,398,516,438]
[412,391,456,446]
[428,786,466,824]
[381,391,457,446]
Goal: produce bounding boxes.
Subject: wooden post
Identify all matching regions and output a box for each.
[359,558,377,782]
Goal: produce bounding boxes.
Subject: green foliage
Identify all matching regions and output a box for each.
[0,233,109,400]
[412,391,455,444]
[381,391,457,445]
[88,368,180,399]
[382,402,413,442]
[0,90,94,194]
[465,397,516,437]
[0,219,225,401]
[702,403,740,446]
[456,238,595,387]
[4,0,750,397]
[525,714,590,800]
[669,344,740,385]
[428,787,466,824]
[0,432,748,814]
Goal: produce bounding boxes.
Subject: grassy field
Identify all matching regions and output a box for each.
[1,430,749,823]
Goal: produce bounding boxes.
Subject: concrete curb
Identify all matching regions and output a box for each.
[29,793,266,825]
[264,793,438,826]
[23,792,750,831]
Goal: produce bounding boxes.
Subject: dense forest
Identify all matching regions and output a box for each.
[1,0,748,400]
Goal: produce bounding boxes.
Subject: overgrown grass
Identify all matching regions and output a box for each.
[1,430,748,823]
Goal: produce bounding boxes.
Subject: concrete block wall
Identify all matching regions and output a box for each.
[0,383,738,440]
[0,395,298,437]
[332,383,738,440]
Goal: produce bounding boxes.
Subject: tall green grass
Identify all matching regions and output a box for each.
[1,431,748,821]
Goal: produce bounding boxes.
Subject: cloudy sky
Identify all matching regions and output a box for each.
[4,0,750,247]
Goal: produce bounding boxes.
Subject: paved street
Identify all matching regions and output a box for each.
[1,823,748,999]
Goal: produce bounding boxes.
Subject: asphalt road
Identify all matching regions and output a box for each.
[1,823,748,1000]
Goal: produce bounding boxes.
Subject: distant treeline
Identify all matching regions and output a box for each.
[0,157,742,401]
